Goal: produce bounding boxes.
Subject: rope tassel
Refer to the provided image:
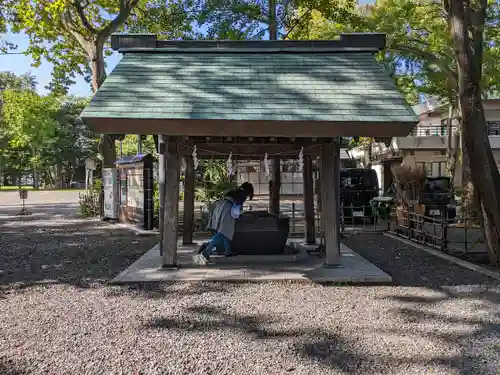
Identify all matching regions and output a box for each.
[264,153,270,178]
[192,145,199,169]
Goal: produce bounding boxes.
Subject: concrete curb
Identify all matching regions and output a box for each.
[383,232,500,282]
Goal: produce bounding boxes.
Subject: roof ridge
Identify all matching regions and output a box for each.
[111,33,386,54]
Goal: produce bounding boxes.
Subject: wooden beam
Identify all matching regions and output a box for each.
[303,155,316,244]
[321,142,341,266]
[162,136,180,268]
[182,155,195,245]
[157,135,166,256]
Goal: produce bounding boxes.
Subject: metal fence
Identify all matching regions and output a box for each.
[172,188,488,262]
[387,208,487,259]
[179,198,388,238]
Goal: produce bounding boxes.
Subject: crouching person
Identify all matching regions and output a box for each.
[195,182,254,264]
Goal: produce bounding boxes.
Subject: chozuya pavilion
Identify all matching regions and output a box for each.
[80,32,417,277]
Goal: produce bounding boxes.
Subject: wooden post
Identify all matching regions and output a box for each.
[303,154,316,244]
[182,155,195,245]
[316,161,322,219]
[332,139,341,254]
[319,156,326,246]
[321,142,341,267]
[269,156,281,215]
[162,136,180,268]
[158,135,166,256]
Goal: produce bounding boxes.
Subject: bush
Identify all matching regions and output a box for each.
[78,178,102,217]
[195,180,237,204]
[153,182,184,218]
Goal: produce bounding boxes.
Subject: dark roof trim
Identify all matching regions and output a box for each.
[118,47,380,54]
[116,153,156,165]
[110,33,386,54]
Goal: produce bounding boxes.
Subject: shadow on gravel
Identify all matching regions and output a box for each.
[296,287,499,374]
[343,234,499,287]
[0,213,158,289]
[336,234,500,374]
[141,297,499,375]
[105,282,235,300]
[0,360,25,375]
[143,305,311,340]
[370,289,500,375]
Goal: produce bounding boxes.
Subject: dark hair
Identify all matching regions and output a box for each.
[240,182,254,200]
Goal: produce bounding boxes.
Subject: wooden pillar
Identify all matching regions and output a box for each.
[316,159,322,219]
[303,154,316,244]
[269,156,281,215]
[158,135,166,256]
[332,140,342,254]
[182,155,195,245]
[161,136,180,268]
[321,141,341,267]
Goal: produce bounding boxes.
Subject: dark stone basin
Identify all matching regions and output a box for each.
[231,210,290,255]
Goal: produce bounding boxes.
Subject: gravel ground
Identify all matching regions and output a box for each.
[1,207,500,375]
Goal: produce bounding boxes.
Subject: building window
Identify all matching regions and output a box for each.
[487,121,500,136]
[416,161,448,177]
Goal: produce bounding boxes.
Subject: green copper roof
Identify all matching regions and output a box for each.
[81,52,417,123]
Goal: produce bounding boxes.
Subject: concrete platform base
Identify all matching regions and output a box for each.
[111,239,392,284]
[193,246,308,265]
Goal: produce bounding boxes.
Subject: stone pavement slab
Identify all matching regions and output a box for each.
[111,239,392,284]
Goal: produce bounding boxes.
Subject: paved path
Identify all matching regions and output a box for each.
[1,199,499,375]
[0,190,81,218]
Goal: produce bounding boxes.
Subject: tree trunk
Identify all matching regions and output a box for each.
[447,0,500,265]
[460,135,478,221]
[269,0,277,40]
[90,42,116,168]
[29,145,38,189]
[446,102,458,181]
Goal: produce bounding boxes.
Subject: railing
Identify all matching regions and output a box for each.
[409,122,500,137]
[175,196,486,261]
[409,125,459,137]
[387,209,486,258]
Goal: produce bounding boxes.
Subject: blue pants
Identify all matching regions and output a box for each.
[202,232,231,257]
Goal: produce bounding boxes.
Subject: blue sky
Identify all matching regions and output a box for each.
[0,31,121,97]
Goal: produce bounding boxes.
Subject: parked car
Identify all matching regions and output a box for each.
[421,176,457,219]
[340,168,379,223]
[383,176,456,220]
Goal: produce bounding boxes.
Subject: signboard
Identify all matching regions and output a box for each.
[103,168,119,219]
[126,168,144,209]
[18,189,28,200]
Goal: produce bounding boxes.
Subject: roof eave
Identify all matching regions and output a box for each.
[81,117,417,138]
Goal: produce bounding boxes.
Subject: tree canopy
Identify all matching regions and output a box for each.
[0,72,98,187]
[289,0,500,103]
[6,0,195,95]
